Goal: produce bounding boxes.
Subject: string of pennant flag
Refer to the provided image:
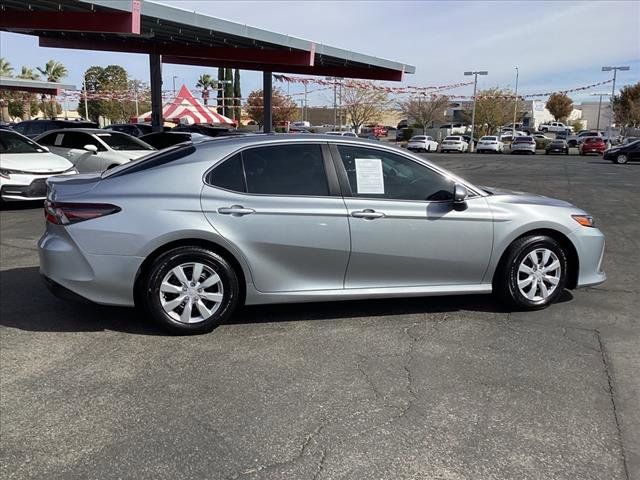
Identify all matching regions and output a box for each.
[52,77,614,102]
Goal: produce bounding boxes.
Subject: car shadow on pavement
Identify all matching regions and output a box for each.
[0,266,573,334]
[0,200,44,211]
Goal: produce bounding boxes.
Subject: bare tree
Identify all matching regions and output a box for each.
[399,95,449,133]
[341,82,389,133]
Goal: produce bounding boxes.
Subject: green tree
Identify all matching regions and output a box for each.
[545,92,573,121]
[0,57,13,76]
[472,88,523,137]
[12,67,40,120]
[612,82,640,134]
[399,95,449,133]
[224,68,233,117]
[341,82,390,133]
[196,74,214,106]
[246,88,298,128]
[84,65,135,123]
[233,68,242,122]
[36,60,68,119]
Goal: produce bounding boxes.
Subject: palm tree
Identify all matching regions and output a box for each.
[37,60,68,118]
[196,74,213,106]
[0,57,13,77]
[18,67,40,120]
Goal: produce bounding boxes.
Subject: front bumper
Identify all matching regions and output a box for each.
[1,171,76,201]
[38,224,143,306]
[568,227,606,288]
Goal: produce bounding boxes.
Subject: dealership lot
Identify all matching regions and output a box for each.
[1,153,638,479]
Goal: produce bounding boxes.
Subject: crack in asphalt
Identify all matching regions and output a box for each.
[595,329,630,480]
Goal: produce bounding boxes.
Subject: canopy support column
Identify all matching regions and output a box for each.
[149,53,163,132]
[263,71,272,133]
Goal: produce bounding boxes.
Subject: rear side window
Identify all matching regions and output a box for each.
[208,144,329,196]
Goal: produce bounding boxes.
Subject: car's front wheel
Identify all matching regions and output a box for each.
[495,235,567,310]
[615,154,628,164]
[141,246,240,334]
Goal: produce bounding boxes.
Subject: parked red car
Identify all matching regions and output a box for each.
[580,137,606,155]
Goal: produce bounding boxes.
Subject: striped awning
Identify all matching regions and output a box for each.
[131,84,235,125]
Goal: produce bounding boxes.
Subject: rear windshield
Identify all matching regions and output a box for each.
[444,136,461,141]
[95,132,154,151]
[0,130,48,154]
[551,140,566,145]
[514,137,533,142]
[410,136,426,141]
[103,144,196,178]
[481,136,497,141]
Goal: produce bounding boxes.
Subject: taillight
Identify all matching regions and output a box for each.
[44,200,121,225]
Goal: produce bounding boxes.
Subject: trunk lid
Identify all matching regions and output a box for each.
[46,172,102,201]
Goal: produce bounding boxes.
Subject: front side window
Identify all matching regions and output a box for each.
[61,132,104,150]
[96,132,154,151]
[208,144,329,196]
[337,145,454,202]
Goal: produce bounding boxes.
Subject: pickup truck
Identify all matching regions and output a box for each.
[539,122,574,133]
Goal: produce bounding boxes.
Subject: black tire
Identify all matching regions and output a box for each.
[494,235,568,310]
[140,246,240,334]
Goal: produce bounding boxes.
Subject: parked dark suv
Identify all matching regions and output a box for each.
[12,119,98,139]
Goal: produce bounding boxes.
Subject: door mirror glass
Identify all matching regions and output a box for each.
[83,144,98,154]
[453,184,468,203]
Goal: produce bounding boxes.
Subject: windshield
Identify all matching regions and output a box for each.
[95,132,154,151]
[410,136,426,141]
[0,130,48,154]
[481,136,497,141]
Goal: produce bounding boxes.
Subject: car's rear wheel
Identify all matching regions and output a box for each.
[495,235,567,310]
[141,246,240,334]
[616,154,628,164]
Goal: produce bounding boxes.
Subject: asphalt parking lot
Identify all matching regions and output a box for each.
[1,152,638,480]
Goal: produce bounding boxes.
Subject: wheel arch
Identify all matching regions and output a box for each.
[134,237,249,307]
[491,228,579,290]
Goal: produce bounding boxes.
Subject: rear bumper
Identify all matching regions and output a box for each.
[41,275,93,303]
[38,225,143,307]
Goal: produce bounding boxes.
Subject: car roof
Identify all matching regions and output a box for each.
[37,128,122,135]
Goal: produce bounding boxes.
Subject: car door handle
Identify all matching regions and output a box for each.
[217,205,255,216]
[351,209,385,219]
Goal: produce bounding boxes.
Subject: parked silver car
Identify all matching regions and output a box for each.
[39,135,605,334]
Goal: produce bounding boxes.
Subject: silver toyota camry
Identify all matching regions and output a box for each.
[39,135,606,334]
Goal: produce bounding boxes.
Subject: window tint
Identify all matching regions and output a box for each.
[337,145,454,201]
[242,144,328,196]
[61,132,105,151]
[12,123,27,134]
[36,132,59,146]
[27,122,47,136]
[0,130,48,153]
[209,153,246,192]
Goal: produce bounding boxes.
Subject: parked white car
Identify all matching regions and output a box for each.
[531,133,553,141]
[0,129,77,201]
[440,136,469,153]
[35,128,155,173]
[539,122,573,133]
[325,131,358,137]
[510,136,537,154]
[476,136,504,153]
[406,135,439,152]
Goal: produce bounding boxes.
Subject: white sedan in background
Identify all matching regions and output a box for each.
[476,136,505,153]
[0,129,77,202]
[35,128,156,173]
[406,135,439,152]
[440,135,469,153]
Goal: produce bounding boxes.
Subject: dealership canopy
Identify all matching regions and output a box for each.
[0,0,415,131]
[131,85,234,125]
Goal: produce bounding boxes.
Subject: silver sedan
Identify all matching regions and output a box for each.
[39,135,606,334]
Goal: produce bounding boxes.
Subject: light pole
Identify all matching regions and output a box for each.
[464,70,488,152]
[590,92,610,131]
[602,65,630,146]
[172,75,178,98]
[512,66,519,138]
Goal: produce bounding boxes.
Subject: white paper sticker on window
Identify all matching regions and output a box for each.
[355,158,384,194]
[54,134,64,146]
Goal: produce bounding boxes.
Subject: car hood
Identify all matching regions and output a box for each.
[482,186,574,208]
[0,152,73,173]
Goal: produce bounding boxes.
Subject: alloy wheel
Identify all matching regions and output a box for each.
[517,249,561,302]
[616,154,628,164]
[159,262,224,323]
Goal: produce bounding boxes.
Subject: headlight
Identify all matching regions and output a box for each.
[0,168,14,179]
[572,214,595,227]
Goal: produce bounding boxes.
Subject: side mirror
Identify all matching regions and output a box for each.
[83,144,98,154]
[453,184,468,204]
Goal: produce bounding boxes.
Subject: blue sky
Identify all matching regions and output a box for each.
[1,0,638,107]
